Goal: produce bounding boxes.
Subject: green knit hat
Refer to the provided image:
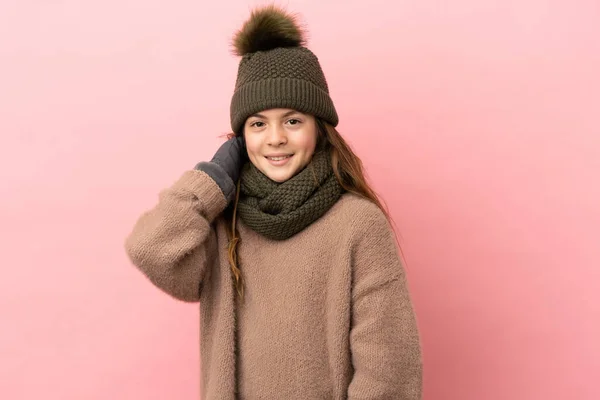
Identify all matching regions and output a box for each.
[229,5,339,135]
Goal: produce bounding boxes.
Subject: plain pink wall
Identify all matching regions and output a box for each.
[1,0,598,399]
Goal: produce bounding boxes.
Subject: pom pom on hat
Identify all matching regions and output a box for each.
[232,5,307,56]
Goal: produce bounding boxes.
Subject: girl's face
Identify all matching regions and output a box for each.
[243,108,318,183]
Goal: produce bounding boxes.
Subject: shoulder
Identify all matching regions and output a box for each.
[331,192,392,237]
[333,194,405,285]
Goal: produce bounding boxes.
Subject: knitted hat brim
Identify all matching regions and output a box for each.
[230,77,339,134]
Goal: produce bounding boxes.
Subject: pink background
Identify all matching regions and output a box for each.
[1,1,599,399]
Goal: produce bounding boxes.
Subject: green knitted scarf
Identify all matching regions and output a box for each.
[237,151,344,240]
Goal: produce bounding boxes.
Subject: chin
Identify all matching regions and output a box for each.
[265,170,293,183]
[261,164,297,183]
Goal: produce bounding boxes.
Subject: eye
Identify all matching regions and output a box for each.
[287,118,301,125]
[249,121,265,128]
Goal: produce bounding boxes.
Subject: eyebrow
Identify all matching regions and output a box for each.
[249,110,302,119]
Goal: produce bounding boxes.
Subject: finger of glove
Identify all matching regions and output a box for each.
[235,135,248,163]
[212,139,234,166]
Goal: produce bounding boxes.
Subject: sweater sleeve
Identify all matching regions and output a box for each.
[347,205,423,399]
[124,169,228,302]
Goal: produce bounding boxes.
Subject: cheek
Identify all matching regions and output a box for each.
[243,135,261,158]
[297,131,317,154]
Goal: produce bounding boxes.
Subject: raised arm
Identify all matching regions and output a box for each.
[124,169,228,302]
[124,136,246,302]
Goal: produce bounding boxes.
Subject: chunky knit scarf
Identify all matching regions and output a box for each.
[237,151,344,240]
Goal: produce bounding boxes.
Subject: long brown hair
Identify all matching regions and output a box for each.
[224,118,399,300]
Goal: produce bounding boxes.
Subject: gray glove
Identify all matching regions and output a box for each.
[195,136,247,203]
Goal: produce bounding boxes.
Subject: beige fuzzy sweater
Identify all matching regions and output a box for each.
[124,169,422,399]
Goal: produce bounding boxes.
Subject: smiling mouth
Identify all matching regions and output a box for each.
[265,155,293,161]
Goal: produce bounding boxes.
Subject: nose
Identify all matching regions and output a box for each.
[267,124,287,146]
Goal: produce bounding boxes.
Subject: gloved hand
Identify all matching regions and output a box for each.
[195,135,247,203]
[210,135,247,184]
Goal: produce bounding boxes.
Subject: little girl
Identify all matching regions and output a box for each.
[125,5,422,399]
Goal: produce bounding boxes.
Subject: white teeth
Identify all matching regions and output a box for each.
[267,155,291,161]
